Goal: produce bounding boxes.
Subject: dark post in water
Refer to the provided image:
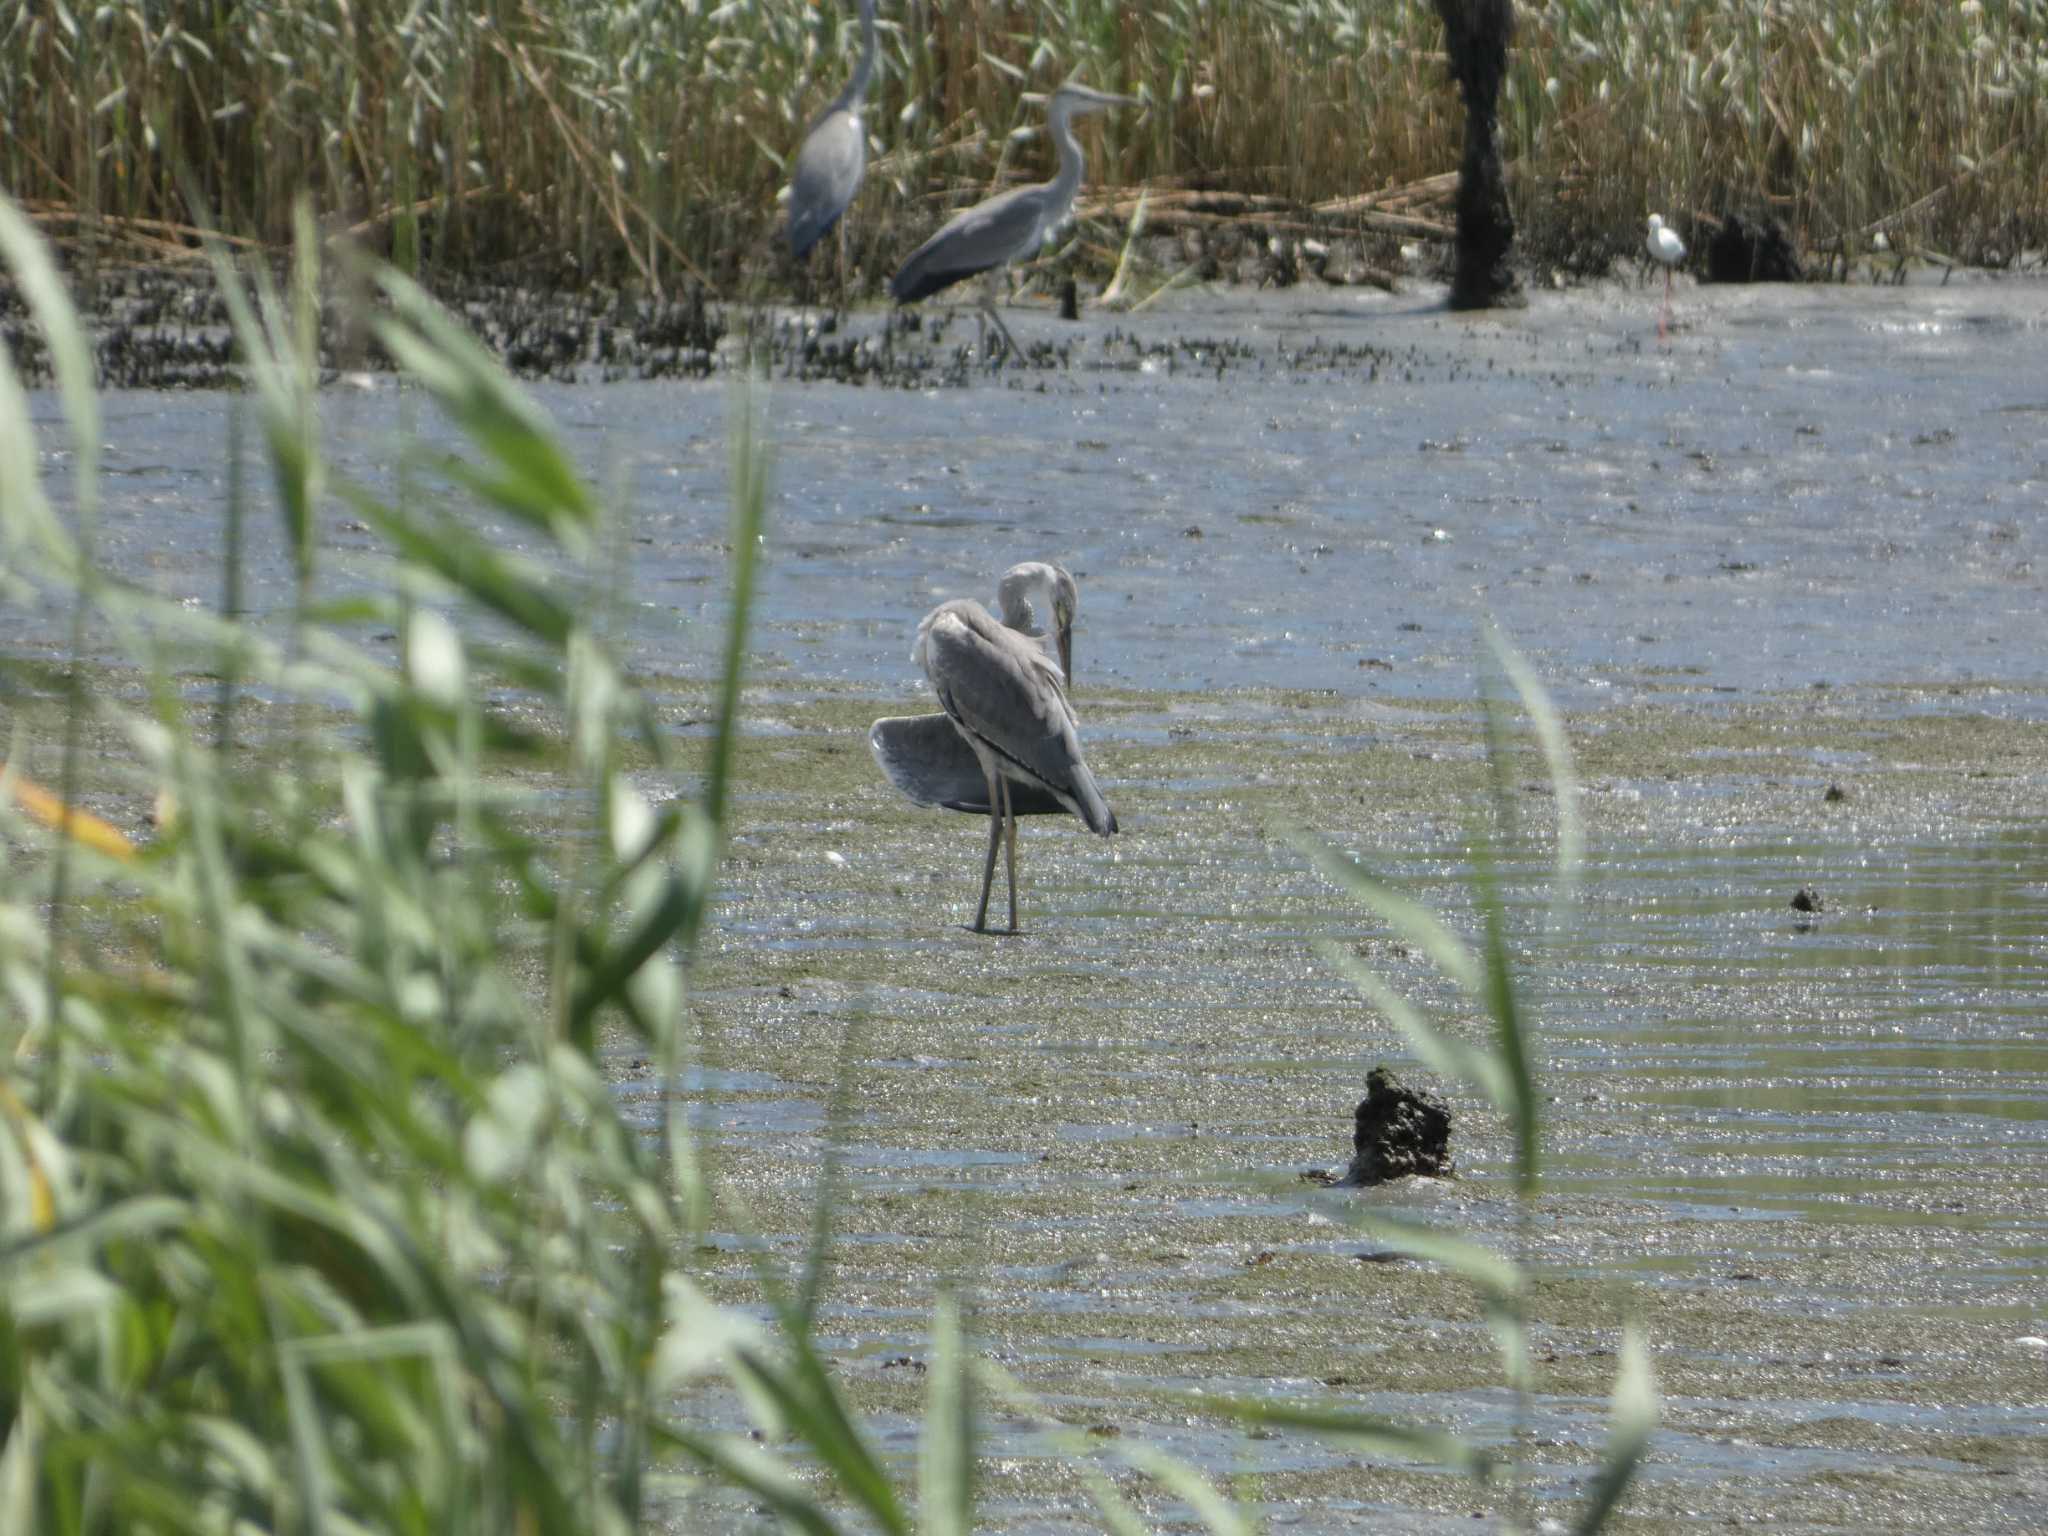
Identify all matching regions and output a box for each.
[1433,0,1523,309]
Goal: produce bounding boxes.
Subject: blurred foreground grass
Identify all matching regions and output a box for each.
[0,197,1651,1532]
[0,188,781,1530]
[4,0,2042,292]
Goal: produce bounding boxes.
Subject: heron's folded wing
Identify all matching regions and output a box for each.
[889,185,1043,303]
[922,614,1115,833]
[868,713,1066,816]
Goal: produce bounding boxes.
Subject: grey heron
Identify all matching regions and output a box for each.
[873,561,1077,814]
[787,0,879,261]
[1646,214,1685,338]
[871,562,1115,933]
[890,82,1137,364]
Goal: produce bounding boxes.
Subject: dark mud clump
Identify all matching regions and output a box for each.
[4,264,732,389]
[1341,1066,1455,1186]
[437,279,729,382]
[15,258,1262,391]
[1704,212,1804,283]
[1,266,238,389]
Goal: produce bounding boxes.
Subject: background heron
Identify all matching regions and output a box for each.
[890,82,1136,364]
[1646,213,1685,338]
[786,0,879,262]
[871,563,1114,933]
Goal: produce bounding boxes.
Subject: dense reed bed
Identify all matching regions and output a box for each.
[4,1,2042,292]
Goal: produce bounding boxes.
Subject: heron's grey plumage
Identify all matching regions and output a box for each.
[889,82,1136,360]
[787,0,878,260]
[889,183,1061,304]
[871,561,1078,814]
[994,559,1079,681]
[870,711,1064,816]
[917,602,1115,836]
[870,562,1113,931]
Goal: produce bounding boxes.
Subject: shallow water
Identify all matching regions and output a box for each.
[673,787,2048,1530]
[20,275,2048,1530]
[40,272,2048,713]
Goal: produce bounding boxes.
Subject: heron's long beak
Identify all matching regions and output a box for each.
[1057,621,1073,688]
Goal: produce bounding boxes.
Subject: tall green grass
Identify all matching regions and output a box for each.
[4,1,2041,291]
[0,192,773,1532]
[0,194,1653,1533]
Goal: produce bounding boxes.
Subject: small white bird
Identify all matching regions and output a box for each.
[1646,214,1686,338]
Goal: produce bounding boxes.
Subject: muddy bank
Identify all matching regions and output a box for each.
[12,656,2048,1536]
[663,674,2048,1534]
[4,227,1439,390]
[12,211,2028,391]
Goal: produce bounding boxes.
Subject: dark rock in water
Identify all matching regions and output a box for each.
[1433,0,1524,310]
[1342,1066,1454,1185]
[1704,213,1803,283]
[1791,885,1824,913]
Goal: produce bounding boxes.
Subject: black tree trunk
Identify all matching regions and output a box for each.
[1433,0,1523,309]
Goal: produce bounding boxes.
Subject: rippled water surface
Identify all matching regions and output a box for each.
[26,275,2048,1530]
[54,275,2048,706]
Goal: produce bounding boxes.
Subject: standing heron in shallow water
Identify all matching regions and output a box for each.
[890,82,1137,365]
[786,0,879,262]
[1646,214,1686,339]
[870,562,1116,933]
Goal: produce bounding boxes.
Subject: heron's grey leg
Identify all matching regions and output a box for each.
[979,291,1024,369]
[1002,776,1019,933]
[972,759,1004,933]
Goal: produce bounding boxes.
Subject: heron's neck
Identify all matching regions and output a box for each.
[834,0,878,113]
[999,589,1044,634]
[1044,100,1089,209]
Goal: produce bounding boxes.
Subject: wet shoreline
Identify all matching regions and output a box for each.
[39,275,2048,725]
[662,673,2048,1533]
[19,662,2041,1534]
[8,240,2036,392]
